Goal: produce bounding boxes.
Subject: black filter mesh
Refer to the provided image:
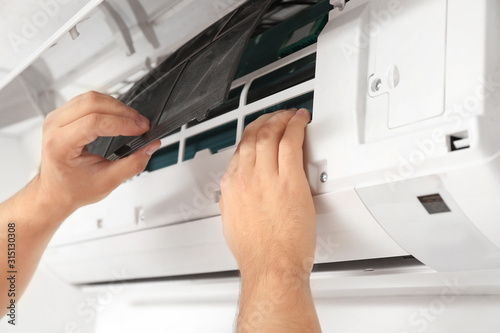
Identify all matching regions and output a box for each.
[88,0,274,160]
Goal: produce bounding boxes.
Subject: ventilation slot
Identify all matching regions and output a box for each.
[246,53,316,105]
[244,92,314,128]
[448,132,470,152]
[145,142,180,172]
[184,120,238,161]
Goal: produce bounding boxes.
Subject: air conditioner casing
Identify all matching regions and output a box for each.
[44,0,500,284]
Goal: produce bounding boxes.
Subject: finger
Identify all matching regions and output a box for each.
[47,91,145,128]
[100,140,161,189]
[224,145,240,177]
[255,109,297,175]
[238,109,295,168]
[230,114,273,172]
[57,113,150,159]
[278,108,311,176]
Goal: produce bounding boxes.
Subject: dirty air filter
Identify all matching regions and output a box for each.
[88,0,275,160]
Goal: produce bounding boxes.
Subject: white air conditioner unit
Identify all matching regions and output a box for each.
[23,0,500,285]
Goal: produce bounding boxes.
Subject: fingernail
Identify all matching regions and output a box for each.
[146,144,160,156]
[297,108,312,123]
[139,115,149,122]
[288,108,298,112]
[136,120,148,129]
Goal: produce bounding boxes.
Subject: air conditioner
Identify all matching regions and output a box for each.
[4,0,498,285]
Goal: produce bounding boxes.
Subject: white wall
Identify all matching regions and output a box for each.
[0,136,34,202]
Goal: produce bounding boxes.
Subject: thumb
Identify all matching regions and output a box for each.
[102,140,161,188]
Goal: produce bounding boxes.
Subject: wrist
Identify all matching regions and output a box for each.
[238,263,318,332]
[27,175,76,225]
[240,261,312,295]
[239,254,314,284]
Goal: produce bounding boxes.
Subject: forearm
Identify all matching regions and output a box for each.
[237,269,321,333]
[0,176,72,318]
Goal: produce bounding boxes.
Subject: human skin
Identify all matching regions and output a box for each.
[0,95,320,331]
[219,108,321,332]
[0,91,161,318]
